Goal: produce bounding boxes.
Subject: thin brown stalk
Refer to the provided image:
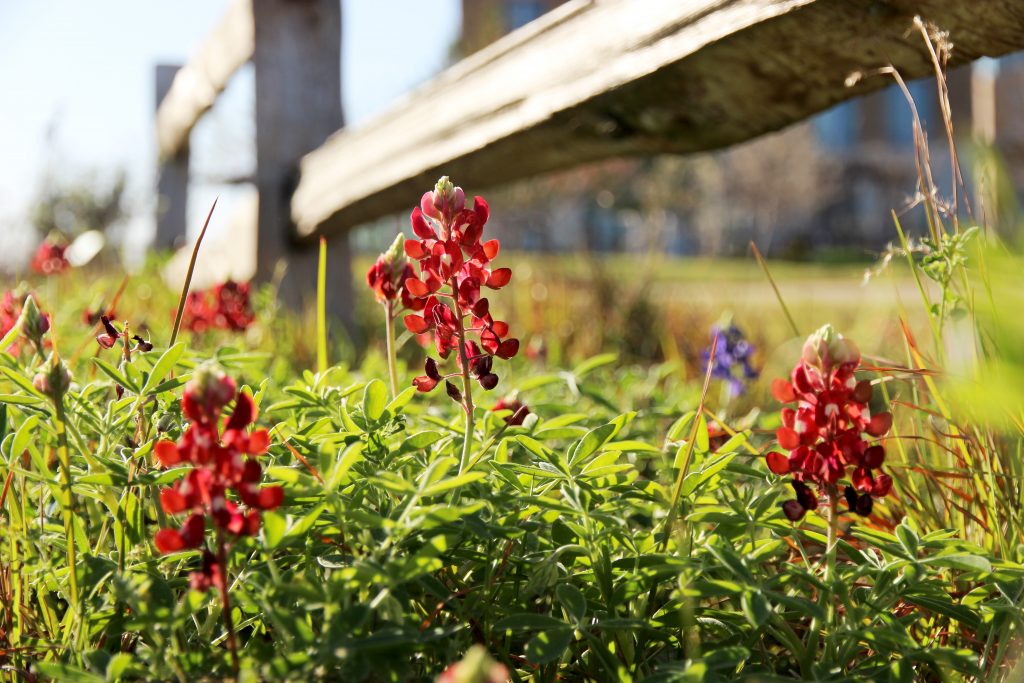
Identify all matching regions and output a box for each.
[170,198,218,347]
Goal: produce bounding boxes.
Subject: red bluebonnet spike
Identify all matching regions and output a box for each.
[768,325,894,521]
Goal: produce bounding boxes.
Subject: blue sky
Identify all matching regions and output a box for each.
[0,0,460,260]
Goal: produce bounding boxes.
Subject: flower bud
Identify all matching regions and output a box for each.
[422,176,466,225]
[183,363,237,423]
[801,324,860,373]
[33,356,72,400]
[366,234,411,303]
[21,295,50,347]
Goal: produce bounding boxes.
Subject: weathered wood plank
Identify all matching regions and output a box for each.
[155,0,254,159]
[252,0,352,327]
[154,65,190,249]
[292,0,1024,240]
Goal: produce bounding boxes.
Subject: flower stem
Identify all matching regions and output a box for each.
[384,301,399,399]
[216,539,240,674]
[54,398,81,641]
[452,296,475,474]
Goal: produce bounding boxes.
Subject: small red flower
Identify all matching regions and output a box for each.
[153,365,282,590]
[180,280,255,334]
[492,396,529,426]
[767,326,893,521]
[30,240,70,276]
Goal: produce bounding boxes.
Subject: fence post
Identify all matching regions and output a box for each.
[154,64,189,250]
[252,0,352,333]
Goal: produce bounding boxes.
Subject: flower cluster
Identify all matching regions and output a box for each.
[701,323,759,397]
[181,280,256,334]
[366,233,416,309]
[96,315,153,353]
[153,365,283,590]
[30,239,70,276]
[402,178,519,395]
[765,326,893,521]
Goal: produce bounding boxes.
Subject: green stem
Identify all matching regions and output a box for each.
[54,398,81,632]
[452,296,475,475]
[216,537,240,675]
[384,301,399,399]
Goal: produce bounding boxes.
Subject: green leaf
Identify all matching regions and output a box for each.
[568,423,616,466]
[695,414,710,452]
[141,342,185,394]
[741,591,771,628]
[921,554,992,574]
[92,358,139,393]
[11,414,40,462]
[493,614,567,631]
[35,662,103,683]
[680,452,735,496]
[525,628,573,665]
[556,584,587,623]
[572,353,617,378]
[362,379,388,424]
[385,386,417,415]
[421,471,486,497]
[0,393,44,406]
[263,511,286,549]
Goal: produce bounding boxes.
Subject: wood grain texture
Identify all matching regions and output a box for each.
[291,0,1024,240]
[155,0,254,159]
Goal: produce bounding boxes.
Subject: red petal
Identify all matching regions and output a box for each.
[404,315,430,334]
[852,466,873,492]
[226,391,256,432]
[776,427,800,450]
[473,196,489,225]
[766,451,790,475]
[154,441,182,467]
[257,486,284,510]
[771,379,796,403]
[154,529,185,554]
[404,240,428,259]
[491,321,509,337]
[866,412,892,437]
[406,278,429,297]
[852,380,873,404]
[872,473,893,497]
[160,488,188,514]
[782,500,806,522]
[486,268,512,288]
[248,429,270,455]
[482,239,500,260]
[413,376,439,392]
[410,208,436,239]
[496,338,519,359]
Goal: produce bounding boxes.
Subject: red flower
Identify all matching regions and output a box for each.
[180,281,255,334]
[766,326,893,521]
[401,177,519,397]
[153,365,282,590]
[492,396,529,425]
[30,240,70,276]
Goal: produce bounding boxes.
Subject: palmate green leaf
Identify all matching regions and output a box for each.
[385,385,417,415]
[568,422,616,466]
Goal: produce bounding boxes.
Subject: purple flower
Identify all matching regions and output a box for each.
[701,323,759,398]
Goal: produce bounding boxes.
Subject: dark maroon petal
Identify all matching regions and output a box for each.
[844,485,858,509]
[863,445,885,469]
[424,357,441,380]
[479,373,499,390]
[445,380,462,403]
[101,315,119,337]
[496,338,519,360]
[855,493,873,516]
[852,379,873,404]
[782,500,806,522]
